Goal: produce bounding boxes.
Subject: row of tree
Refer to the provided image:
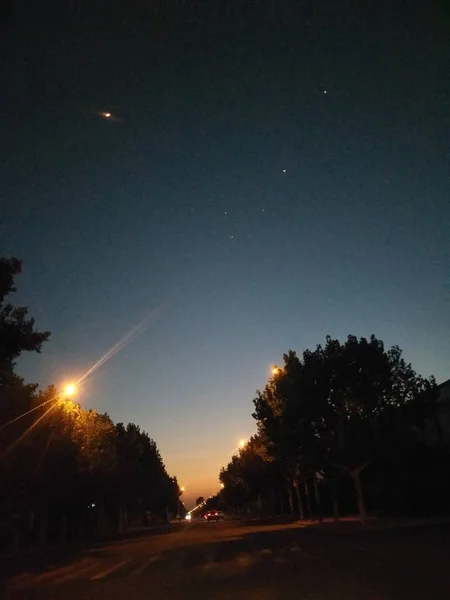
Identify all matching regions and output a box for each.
[0,257,180,552]
[220,335,448,522]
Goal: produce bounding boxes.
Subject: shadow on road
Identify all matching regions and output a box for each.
[0,523,183,581]
[5,521,450,600]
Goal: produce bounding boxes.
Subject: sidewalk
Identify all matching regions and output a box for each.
[301,515,450,533]
[0,521,184,568]
[241,514,450,533]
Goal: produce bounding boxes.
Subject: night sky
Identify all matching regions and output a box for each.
[2,2,449,505]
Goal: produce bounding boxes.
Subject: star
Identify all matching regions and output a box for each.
[282,169,286,173]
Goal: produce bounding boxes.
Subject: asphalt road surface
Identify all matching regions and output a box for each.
[4,519,450,599]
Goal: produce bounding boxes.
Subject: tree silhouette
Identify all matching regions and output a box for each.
[0,257,179,551]
[222,335,441,523]
[0,258,50,386]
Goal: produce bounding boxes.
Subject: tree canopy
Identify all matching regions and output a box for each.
[0,257,179,550]
[220,335,445,522]
[0,258,50,386]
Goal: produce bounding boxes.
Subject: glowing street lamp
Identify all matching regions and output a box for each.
[63,383,77,397]
[239,439,246,449]
[272,366,282,376]
[180,486,185,493]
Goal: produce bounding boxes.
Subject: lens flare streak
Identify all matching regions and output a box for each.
[1,401,59,459]
[77,306,164,385]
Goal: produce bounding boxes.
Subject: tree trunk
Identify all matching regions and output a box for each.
[269,491,276,517]
[313,476,323,522]
[38,511,48,547]
[78,511,85,541]
[12,528,20,554]
[118,506,125,533]
[257,493,263,517]
[294,483,305,520]
[331,475,340,522]
[305,481,312,520]
[28,512,35,532]
[287,486,294,515]
[351,468,367,524]
[433,414,444,445]
[278,491,284,515]
[97,501,108,535]
[60,515,68,544]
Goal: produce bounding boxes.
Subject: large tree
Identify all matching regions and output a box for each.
[220,434,286,517]
[252,335,438,523]
[0,258,179,549]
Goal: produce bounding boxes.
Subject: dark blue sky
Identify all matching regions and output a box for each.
[2,2,449,504]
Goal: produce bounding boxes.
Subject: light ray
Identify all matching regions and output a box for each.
[0,390,63,432]
[1,401,59,459]
[77,306,164,385]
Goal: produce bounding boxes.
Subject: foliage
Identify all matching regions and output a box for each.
[0,258,178,549]
[221,335,444,522]
[0,258,50,386]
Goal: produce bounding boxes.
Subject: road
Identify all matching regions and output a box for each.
[4,519,450,599]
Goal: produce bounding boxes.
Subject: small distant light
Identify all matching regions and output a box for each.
[103,112,112,118]
[323,90,327,94]
[282,169,286,173]
[91,503,96,508]
[185,513,192,521]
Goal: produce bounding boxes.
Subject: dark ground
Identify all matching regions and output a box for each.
[3,519,450,599]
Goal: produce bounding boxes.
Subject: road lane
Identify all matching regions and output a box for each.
[5,520,450,599]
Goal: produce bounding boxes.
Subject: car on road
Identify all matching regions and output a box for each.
[204,510,225,522]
